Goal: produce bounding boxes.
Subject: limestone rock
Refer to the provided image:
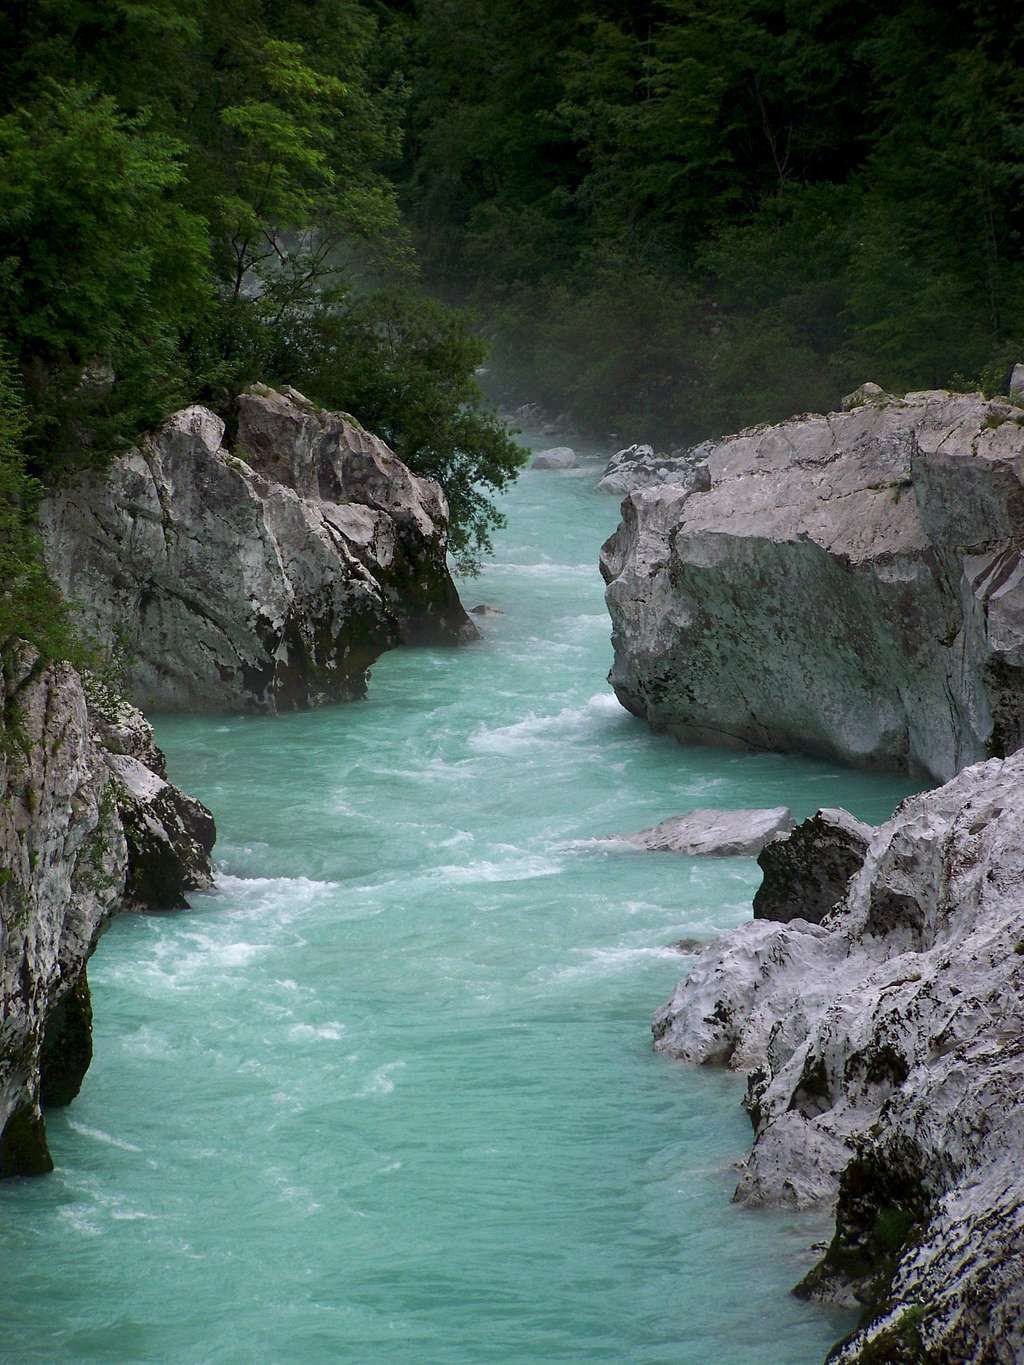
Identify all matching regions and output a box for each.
[653,749,1024,1361]
[597,442,712,496]
[531,446,577,470]
[1009,362,1024,401]
[0,650,216,1177]
[753,808,873,925]
[89,692,215,910]
[608,806,793,856]
[603,387,1024,781]
[40,385,476,714]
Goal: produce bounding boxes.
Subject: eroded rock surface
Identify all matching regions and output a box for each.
[41,384,476,713]
[653,752,1024,1362]
[602,388,1024,782]
[0,650,214,1177]
[607,806,793,856]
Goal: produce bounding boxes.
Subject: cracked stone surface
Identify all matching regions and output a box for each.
[601,387,1024,781]
[40,384,476,713]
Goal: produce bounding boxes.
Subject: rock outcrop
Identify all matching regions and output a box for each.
[0,649,215,1177]
[597,443,711,496]
[601,387,1024,782]
[41,385,476,714]
[653,753,1024,1362]
[606,806,793,856]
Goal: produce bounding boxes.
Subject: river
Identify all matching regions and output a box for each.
[1,433,921,1363]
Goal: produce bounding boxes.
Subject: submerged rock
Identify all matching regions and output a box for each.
[531,446,577,470]
[608,806,793,855]
[40,384,476,714]
[753,808,873,925]
[597,443,712,496]
[653,749,1024,1361]
[469,603,505,616]
[602,387,1024,782]
[0,649,215,1177]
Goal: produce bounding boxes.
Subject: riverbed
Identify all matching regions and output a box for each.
[1,435,921,1363]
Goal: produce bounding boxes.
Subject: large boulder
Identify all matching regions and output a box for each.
[653,749,1024,1362]
[531,446,577,470]
[40,385,476,713]
[0,649,215,1177]
[602,387,1024,782]
[607,806,793,856]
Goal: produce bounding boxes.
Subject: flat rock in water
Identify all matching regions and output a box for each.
[531,446,576,470]
[469,603,505,615]
[611,807,794,856]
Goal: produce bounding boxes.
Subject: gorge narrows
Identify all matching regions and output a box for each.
[1,435,921,1364]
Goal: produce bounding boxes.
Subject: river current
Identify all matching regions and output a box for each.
[2,435,921,1363]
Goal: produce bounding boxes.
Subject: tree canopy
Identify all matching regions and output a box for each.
[394,0,1024,441]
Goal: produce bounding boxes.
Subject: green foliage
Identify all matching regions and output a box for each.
[0,0,524,615]
[0,82,211,465]
[0,350,80,665]
[269,287,528,564]
[399,0,1024,442]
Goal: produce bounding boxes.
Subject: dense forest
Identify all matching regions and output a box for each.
[2,0,1024,653]
[394,0,1024,441]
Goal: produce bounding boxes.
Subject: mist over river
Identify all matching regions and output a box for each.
[2,433,921,1363]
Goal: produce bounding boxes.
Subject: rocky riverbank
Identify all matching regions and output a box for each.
[3,385,478,1176]
[617,382,1024,1361]
[0,649,215,1176]
[653,755,1024,1361]
[601,384,1024,783]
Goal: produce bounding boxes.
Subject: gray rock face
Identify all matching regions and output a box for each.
[0,649,215,1177]
[602,388,1024,782]
[90,691,216,910]
[1010,363,1024,401]
[597,443,712,496]
[608,806,793,856]
[531,446,577,470]
[41,384,476,714]
[753,808,873,925]
[653,750,1024,1362]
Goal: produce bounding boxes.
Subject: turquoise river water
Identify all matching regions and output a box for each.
[2,434,922,1364]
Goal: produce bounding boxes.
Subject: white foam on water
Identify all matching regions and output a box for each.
[484,560,595,579]
[427,853,564,884]
[538,942,691,985]
[469,693,629,754]
[67,1120,143,1153]
[356,1061,405,1098]
[287,1022,346,1042]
